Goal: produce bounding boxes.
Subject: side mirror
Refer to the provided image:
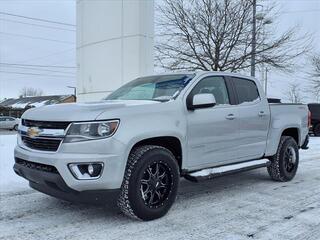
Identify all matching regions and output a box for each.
[188,93,216,110]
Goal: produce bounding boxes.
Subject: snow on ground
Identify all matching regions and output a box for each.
[0,132,28,193]
[0,134,320,240]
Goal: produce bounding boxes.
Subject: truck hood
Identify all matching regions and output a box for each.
[22,100,159,122]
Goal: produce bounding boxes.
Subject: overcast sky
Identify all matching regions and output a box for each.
[0,0,76,100]
[0,0,319,102]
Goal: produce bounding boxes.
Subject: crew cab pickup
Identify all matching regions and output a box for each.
[14,72,309,221]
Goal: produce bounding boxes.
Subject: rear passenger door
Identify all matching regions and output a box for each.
[230,77,270,160]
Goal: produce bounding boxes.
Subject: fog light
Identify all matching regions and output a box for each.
[69,163,104,180]
[87,164,103,177]
[88,164,94,175]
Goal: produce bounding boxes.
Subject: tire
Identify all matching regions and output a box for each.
[313,123,320,136]
[267,136,299,182]
[117,145,180,221]
[13,125,18,131]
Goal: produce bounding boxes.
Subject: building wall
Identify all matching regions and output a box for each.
[76,0,154,102]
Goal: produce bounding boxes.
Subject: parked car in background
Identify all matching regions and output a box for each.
[308,103,320,136]
[0,116,19,131]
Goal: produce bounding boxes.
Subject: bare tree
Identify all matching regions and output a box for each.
[308,54,320,101]
[155,0,311,72]
[19,87,43,98]
[284,83,303,103]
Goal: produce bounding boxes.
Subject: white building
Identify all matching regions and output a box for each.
[76,0,154,102]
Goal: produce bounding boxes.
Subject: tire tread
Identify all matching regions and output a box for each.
[267,136,298,182]
[117,145,174,220]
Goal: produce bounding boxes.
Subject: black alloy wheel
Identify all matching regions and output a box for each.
[140,162,173,209]
[118,145,180,221]
[283,146,297,173]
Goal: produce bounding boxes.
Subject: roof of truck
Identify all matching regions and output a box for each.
[145,71,256,81]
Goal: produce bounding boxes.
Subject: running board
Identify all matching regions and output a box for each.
[184,159,270,182]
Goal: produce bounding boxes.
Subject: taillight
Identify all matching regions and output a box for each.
[308,111,311,128]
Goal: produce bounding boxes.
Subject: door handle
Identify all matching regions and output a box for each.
[258,111,266,117]
[226,114,235,120]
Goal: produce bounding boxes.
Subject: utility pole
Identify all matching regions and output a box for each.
[67,86,77,101]
[251,0,257,77]
[265,68,268,96]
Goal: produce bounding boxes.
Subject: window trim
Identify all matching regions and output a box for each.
[229,77,261,106]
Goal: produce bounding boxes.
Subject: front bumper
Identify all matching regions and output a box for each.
[13,160,120,204]
[14,136,128,192]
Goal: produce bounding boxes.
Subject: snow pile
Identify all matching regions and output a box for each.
[0,134,28,192]
[10,102,31,109]
[10,100,49,109]
[29,100,49,108]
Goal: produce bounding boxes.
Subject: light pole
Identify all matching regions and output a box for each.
[67,86,77,101]
[257,14,272,95]
[265,68,269,95]
[251,0,257,77]
[252,2,272,94]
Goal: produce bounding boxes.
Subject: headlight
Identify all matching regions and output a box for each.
[64,120,119,143]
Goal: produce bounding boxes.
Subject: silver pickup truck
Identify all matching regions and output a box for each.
[14,72,309,221]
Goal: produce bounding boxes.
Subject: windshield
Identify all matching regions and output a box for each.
[105,74,195,101]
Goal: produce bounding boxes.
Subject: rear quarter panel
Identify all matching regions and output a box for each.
[265,104,309,156]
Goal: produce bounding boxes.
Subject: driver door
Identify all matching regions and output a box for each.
[186,76,240,170]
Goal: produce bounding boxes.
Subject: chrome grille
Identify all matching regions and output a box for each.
[20,119,68,152]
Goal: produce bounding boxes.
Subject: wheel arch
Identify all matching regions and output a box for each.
[281,127,300,145]
[129,136,183,171]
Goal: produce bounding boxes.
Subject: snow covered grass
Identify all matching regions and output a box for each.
[0,133,28,192]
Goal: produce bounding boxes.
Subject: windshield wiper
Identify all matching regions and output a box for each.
[152,96,173,102]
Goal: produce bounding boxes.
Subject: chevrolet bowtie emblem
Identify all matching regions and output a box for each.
[27,127,42,138]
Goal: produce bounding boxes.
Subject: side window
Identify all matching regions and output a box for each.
[232,78,260,104]
[190,76,230,105]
